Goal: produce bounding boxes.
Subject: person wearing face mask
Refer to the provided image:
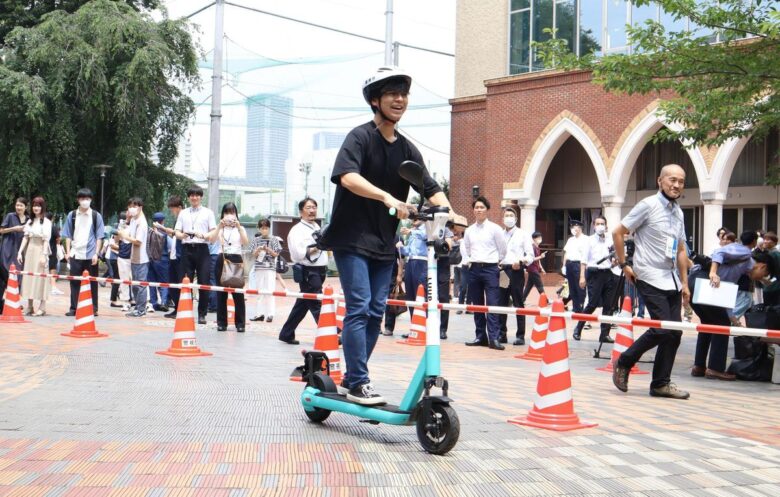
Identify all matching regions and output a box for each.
[572,216,617,343]
[522,232,548,304]
[498,207,535,346]
[0,197,29,313]
[117,198,149,318]
[60,188,105,317]
[562,220,588,313]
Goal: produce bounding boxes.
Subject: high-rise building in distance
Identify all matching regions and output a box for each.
[245,94,292,188]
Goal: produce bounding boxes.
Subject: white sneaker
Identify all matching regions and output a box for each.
[121,304,131,312]
[146,303,155,313]
[51,287,64,296]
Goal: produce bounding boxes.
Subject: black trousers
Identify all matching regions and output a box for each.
[168,258,182,309]
[279,266,326,341]
[499,267,527,339]
[109,259,120,302]
[180,244,211,318]
[565,260,585,312]
[468,264,501,342]
[522,271,545,304]
[617,280,682,389]
[574,268,618,338]
[692,303,730,372]
[69,259,99,313]
[215,254,246,328]
[0,264,8,311]
[438,262,451,334]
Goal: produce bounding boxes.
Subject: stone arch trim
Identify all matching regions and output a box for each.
[710,136,751,194]
[511,110,610,201]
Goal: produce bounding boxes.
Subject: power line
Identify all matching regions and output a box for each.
[182,2,216,19]
[224,1,454,58]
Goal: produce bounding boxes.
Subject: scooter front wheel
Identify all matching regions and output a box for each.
[304,372,335,423]
[416,404,460,455]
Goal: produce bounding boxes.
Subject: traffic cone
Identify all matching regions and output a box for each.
[0,264,29,323]
[156,277,212,357]
[335,289,346,331]
[515,294,549,361]
[508,299,597,431]
[596,297,648,375]
[290,286,342,382]
[61,271,107,338]
[398,284,426,346]
[227,293,236,327]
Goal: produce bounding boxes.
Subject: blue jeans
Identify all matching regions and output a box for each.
[208,254,218,311]
[334,250,394,389]
[130,262,149,313]
[148,257,169,308]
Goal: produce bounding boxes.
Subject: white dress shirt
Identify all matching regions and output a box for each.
[175,206,217,244]
[581,233,614,269]
[563,234,588,262]
[500,227,535,266]
[463,219,507,264]
[218,226,244,255]
[288,220,328,266]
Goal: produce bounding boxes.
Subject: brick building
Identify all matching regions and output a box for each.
[450,0,778,267]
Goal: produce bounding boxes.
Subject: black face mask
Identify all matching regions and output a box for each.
[660,189,676,202]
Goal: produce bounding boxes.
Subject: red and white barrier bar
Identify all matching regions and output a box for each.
[13,270,780,339]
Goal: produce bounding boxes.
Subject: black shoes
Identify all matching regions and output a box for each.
[440,331,447,340]
[280,338,300,345]
[499,333,508,344]
[600,336,615,344]
[513,337,525,346]
[612,364,630,392]
[164,311,176,319]
[489,340,505,350]
[236,327,245,333]
[65,310,76,317]
[217,326,227,332]
[346,383,386,406]
[465,338,488,347]
[250,315,264,322]
[197,316,207,325]
[649,383,690,399]
[572,330,582,341]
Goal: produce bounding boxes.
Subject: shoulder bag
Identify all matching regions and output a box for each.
[220,232,245,288]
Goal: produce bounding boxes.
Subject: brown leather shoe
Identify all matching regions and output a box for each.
[649,383,690,399]
[705,369,736,381]
[691,365,706,377]
[612,364,629,392]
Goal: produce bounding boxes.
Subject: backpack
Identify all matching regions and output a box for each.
[147,228,167,261]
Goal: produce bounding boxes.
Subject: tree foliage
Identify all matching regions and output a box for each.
[0,0,199,216]
[535,0,780,148]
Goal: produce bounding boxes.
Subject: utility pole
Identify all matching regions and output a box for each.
[384,0,394,65]
[299,162,312,197]
[207,0,225,211]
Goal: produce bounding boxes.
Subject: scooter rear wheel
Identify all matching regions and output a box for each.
[417,404,460,455]
[304,372,336,423]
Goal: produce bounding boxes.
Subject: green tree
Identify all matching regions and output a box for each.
[0,0,198,216]
[535,0,780,148]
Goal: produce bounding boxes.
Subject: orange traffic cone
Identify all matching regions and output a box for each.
[508,299,597,431]
[398,284,426,346]
[227,293,236,327]
[335,289,346,331]
[156,277,212,357]
[0,264,29,323]
[291,286,342,382]
[597,297,647,375]
[515,294,549,361]
[61,271,107,338]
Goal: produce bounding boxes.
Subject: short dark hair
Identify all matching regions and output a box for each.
[127,197,144,207]
[722,231,737,243]
[532,231,542,239]
[186,185,204,197]
[764,232,778,244]
[15,197,28,207]
[258,218,271,229]
[594,215,607,225]
[167,195,184,209]
[220,202,238,218]
[298,197,317,211]
[741,230,759,246]
[716,226,729,237]
[472,196,490,209]
[503,206,518,217]
[76,188,93,199]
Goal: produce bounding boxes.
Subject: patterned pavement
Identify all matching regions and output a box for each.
[0,280,779,496]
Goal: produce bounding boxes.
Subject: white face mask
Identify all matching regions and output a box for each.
[127,207,138,217]
[503,217,516,228]
[570,228,577,236]
[79,199,91,209]
[595,225,606,235]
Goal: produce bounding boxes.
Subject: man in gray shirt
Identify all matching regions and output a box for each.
[611,164,691,400]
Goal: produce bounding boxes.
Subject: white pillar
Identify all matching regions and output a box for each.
[701,196,724,255]
[602,202,623,234]
[518,200,538,233]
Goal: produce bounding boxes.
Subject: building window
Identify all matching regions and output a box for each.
[634,132,699,190]
[532,1,554,71]
[730,127,780,187]
[510,3,532,74]
[605,0,629,53]
[578,1,602,56]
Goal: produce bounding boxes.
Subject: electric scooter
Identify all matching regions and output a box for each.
[297,160,460,455]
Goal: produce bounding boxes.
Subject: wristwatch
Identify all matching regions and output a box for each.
[619,262,629,269]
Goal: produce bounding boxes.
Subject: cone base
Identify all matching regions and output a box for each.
[397,338,425,346]
[596,362,648,375]
[156,348,212,357]
[0,316,30,324]
[508,410,598,432]
[61,330,108,338]
[515,351,543,361]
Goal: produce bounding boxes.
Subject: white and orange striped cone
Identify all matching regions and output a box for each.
[227,293,236,327]
[0,264,29,324]
[508,299,597,431]
[597,297,648,375]
[156,277,212,357]
[290,286,342,382]
[335,289,346,332]
[61,270,107,338]
[515,293,549,361]
[398,284,426,346]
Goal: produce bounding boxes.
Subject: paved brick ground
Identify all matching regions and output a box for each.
[0,280,778,496]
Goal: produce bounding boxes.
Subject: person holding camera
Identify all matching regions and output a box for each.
[612,164,691,400]
[572,215,617,343]
[205,202,248,332]
[278,197,328,345]
[173,185,217,324]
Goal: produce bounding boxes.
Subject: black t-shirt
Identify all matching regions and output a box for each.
[321,121,442,260]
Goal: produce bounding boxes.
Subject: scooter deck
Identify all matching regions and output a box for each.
[319,392,410,414]
[302,387,414,425]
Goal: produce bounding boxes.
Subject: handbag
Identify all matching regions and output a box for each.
[220,254,245,288]
[386,282,408,316]
[276,256,290,274]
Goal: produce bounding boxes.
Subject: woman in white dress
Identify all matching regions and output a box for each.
[249,219,281,322]
[18,197,52,316]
